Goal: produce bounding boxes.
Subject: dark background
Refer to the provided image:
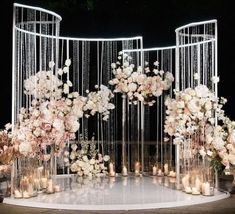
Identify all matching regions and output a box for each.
[1,0,235,128]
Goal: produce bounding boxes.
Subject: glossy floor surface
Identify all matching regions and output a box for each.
[3,175,229,210]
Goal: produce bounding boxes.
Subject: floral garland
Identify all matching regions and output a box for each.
[64,131,110,177]
[109,53,174,106]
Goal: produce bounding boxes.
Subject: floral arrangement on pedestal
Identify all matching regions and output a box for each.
[164,85,226,145]
[200,117,235,174]
[109,52,174,106]
[63,131,110,177]
[11,60,115,159]
[164,84,235,184]
[12,60,86,158]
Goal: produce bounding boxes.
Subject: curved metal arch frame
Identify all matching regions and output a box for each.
[11,3,218,199]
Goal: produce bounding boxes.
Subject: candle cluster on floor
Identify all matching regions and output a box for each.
[181,169,214,196]
[13,166,61,199]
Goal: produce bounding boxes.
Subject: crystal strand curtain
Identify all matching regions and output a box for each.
[122,46,175,175]
[175,20,217,188]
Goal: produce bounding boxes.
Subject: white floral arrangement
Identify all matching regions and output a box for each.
[11,59,115,158]
[199,117,235,173]
[164,85,226,145]
[83,85,115,121]
[12,95,86,158]
[64,131,110,177]
[109,52,174,106]
[12,60,85,158]
[24,59,72,100]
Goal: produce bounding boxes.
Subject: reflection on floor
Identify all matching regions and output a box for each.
[3,175,230,210]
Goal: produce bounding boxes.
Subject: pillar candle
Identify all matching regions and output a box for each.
[135,161,140,176]
[203,182,210,196]
[164,163,169,175]
[185,186,192,194]
[170,171,176,178]
[152,166,157,176]
[182,174,189,190]
[47,179,54,193]
[23,191,30,198]
[109,162,115,177]
[41,177,48,189]
[34,178,40,190]
[192,187,200,195]
[157,169,163,176]
[20,176,29,191]
[14,189,22,198]
[28,183,34,196]
[122,166,128,176]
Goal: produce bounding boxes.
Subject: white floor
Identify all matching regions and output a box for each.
[4,175,230,210]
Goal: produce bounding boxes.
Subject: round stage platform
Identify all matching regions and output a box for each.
[4,175,230,210]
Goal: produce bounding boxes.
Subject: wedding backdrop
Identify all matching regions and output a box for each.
[1,1,235,211]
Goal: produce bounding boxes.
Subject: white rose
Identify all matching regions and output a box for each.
[78,171,83,176]
[187,98,200,113]
[111,63,116,69]
[64,151,69,156]
[185,88,196,96]
[199,148,206,157]
[19,142,32,156]
[77,160,84,168]
[70,163,78,172]
[70,152,76,160]
[82,155,89,162]
[53,118,64,131]
[182,94,191,102]
[207,150,213,157]
[71,144,78,151]
[205,101,212,110]
[103,155,110,162]
[195,85,210,98]
[128,83,137,92]
[64,157,69,163]
[90,159,96,165]
[89,165,94,171]
[65,59,71,66]
[197,112,204,120]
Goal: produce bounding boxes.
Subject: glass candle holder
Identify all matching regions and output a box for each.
[13,176,23,199]
[46,178,55,194]
[109,162,116,177]
[201,167,215,196]
[152,165,157,176]
[134,161,141,176]
[190,174,201,195]
[164,163,169,176]
[122,165,128,176]
[181,173,191,193]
